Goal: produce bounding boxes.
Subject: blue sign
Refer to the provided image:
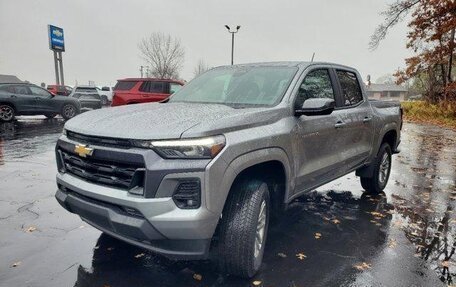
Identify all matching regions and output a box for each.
[48,25,65,52]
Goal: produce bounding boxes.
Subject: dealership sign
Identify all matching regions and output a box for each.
[48,25,65,52]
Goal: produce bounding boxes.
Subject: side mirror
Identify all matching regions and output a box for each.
[101,86,109,91]
[295,98,335,116]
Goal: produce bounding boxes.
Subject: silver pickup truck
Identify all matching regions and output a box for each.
[55,62,402,277]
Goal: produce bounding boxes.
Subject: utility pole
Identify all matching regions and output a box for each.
[225,25,241,65]
[140,66,145,78]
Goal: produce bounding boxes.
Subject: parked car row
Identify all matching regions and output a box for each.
[0,83,81,121]
[0,76,184,122]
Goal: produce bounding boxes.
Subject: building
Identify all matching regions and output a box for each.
[0,74,23,84]
[365,83,408,101]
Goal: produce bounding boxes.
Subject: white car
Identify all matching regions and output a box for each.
[96,86,113,105]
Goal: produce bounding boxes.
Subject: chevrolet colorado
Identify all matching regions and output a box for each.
[55,62,402,277]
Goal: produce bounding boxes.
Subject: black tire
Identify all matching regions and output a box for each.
[101,96,108,106]
[61,104,77,120]
[218,179,270,278]
[45,113,57,119]
[361,143,392,194]
[0,104,15,122]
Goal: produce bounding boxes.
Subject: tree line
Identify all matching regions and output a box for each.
[371,0,456,104]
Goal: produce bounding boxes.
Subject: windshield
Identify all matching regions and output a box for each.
[169,66,297,107]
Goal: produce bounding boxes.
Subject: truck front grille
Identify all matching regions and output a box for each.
[60,150,144,190]
[66,131,132,149]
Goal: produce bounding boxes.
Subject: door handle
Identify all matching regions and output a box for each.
[363,117,372,123]
[335,121,346,128]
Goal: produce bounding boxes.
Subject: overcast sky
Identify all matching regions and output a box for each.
[0,0,411,86]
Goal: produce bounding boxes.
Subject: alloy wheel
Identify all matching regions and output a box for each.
[0,105,14,121]
[254,200,267,258]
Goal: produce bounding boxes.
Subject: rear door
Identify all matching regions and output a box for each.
[1,85,36,112]
[140,81,169,102]
[332,69,374,174]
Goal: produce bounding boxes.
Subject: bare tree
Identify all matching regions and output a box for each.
[369,0,421,50]
[193,59,210,77]
[138,32,185,79]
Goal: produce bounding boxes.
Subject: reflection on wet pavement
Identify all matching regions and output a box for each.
[0,120,454,287]
[388,124,456,285]
[75,192,392,287]
[0,117,64,164]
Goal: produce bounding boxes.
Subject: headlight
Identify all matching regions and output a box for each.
[133,135,225,159]
[62,128,67,136]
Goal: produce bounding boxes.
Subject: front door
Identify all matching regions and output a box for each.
[29,86,55,113]
[292,68,345,193]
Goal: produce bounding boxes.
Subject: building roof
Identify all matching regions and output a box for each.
[0,74,23,84]
[366,83,408,92]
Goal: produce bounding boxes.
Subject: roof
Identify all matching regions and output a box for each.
[0,74,23,84]
[366,83,408,92]
[214,61,358,71]
[119,78,184,83]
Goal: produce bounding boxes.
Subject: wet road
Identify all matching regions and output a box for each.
[0,118,454,287]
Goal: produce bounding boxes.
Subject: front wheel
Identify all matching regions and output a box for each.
[61,104,77,120]
[361,143,392,194]
[217,179,270,278]
[0,104,15,122]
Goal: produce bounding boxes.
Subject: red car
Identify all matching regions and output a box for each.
[111,78,184,106]
[47,85,73,96]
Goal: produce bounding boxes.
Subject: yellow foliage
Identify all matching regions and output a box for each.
[401,101,456,129]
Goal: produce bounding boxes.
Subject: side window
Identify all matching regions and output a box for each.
[139,81,150,92]
[13,85,31,95]
[295,69,335,109]
[336,70,363,106]
[170,83,182,94]
[29,86,51,97]
[149,81,165,93]
[0,85,15,93]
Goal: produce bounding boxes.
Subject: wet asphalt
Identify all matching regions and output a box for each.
[0,117,454,287]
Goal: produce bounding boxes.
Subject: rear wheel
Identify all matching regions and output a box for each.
[61,104,77,120]
[0,104,15,122]
[217,179,270,278]
[361,143,392,194]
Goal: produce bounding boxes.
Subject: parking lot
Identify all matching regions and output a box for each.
[0,118,454,287]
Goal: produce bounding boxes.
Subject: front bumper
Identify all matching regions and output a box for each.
[55,136,223,260]
[79,100,102,111]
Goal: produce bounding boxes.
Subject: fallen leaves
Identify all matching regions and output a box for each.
[353,262,371,271]
[388,239,397,248]
[11,261,21,267]
[134,253,145,258]
[106,247,114,251]
[193,273,202,281]
[332,219,341,224]
[252,280,262,286]
[314,232,322,239]
[277,252,287,258]
[296,253,307,260]
[24,226,37,233]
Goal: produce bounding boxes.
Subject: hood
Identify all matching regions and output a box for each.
[64,102,285,140]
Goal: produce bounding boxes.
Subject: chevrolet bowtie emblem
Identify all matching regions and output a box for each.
[74,144,93,158]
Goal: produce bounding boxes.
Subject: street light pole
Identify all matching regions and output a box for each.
[225,25,241,65]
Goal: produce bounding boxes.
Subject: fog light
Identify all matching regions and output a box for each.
[172,179,201,209]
